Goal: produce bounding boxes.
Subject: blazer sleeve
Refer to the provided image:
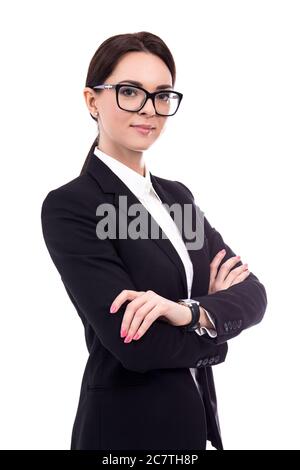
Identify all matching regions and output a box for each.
[41,188,228,373]
[176,182,268,345]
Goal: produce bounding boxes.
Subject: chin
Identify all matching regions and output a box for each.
[128,141,154,152]
[134,144,153,152]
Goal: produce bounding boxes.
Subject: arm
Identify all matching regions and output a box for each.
[195,307,217,338]
[193,216,267,344]
[41,188,228,373]
[176,182,268,345]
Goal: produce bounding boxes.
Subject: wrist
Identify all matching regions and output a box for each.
[180,304,193,326]
[181,305,205,328]
[177,299,206,331]
[199,306,214,329]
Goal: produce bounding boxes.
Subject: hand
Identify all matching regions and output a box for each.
[209,249,250,294]
[110,289,192,343]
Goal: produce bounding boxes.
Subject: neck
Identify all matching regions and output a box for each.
[97,140,146,177]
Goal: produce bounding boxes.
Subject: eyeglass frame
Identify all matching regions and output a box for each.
[91,83,183,116]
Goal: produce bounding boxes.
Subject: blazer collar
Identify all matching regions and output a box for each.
[93,146,162,203]
[85,152,208,298]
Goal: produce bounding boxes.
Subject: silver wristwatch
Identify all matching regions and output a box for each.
[178,298,201,332]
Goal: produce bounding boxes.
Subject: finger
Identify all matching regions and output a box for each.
[120,292,153,337]
[209,249,227,289]
[230,269,251,286]
[224,263,248,286]
[131,306,161,342]
[123,299,158,343]
[217,255,242,283]
[110,290,145,313]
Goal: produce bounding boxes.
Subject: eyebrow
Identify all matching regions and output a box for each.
[118,80,173,90]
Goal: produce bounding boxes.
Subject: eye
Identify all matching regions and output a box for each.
[120,86,138,97]
[157,92,171,101]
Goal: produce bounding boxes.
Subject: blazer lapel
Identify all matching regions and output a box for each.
[86,153,189,296]
[150,174,209,297]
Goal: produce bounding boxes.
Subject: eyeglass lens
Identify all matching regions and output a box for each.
[118,85,180,115]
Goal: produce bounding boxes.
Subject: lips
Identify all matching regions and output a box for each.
[131,124,155,129]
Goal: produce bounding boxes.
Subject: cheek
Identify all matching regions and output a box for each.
[102,105,129,135]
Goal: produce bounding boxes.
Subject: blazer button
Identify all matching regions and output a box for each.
[237,319,242,328]
[228,321,232,330]
[196,359,203,367]
[208,357,215,365]
[202,358,208,366]
[214,355,220,363]
[224,322,229,332]
[232,320,237,330]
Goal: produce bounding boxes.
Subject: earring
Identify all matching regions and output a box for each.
[94,111,98,117]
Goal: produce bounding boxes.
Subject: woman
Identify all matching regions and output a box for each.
[41,31,267,450]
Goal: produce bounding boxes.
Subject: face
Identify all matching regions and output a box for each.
[83,51,173,155]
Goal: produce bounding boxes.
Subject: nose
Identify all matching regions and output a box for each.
[139,96,156,115]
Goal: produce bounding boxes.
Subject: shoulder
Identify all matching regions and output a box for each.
[41,172,102,217]
[173,180,195,200]
[151,174,195,202]
[40,173,104,247]
[154,175,213,236]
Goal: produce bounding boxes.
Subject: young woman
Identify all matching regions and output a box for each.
[41,31,267,450]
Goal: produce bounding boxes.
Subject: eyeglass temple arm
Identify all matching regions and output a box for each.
[92,84,115,90]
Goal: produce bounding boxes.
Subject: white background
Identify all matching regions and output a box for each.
[0,0,299,450]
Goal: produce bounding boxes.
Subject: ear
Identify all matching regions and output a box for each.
[83,87,98,116]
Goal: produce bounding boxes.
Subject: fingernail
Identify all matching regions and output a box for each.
[237,256,241,259]
[124,335,132,343]
[133,333,139,340]
[120,328,127,338]
[221,249,226,254]
[110,305,116,313]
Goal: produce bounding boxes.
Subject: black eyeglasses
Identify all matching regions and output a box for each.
[91,83,183,116]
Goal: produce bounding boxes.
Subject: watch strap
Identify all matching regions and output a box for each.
[178,299,201,332]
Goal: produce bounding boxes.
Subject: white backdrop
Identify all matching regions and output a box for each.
[0,0,299,450]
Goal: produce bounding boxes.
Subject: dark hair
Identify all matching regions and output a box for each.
[80,31,176,175]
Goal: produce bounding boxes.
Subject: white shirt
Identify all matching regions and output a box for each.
[94,146,216,395]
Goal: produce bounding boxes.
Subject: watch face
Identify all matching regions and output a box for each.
[180,299,199,306]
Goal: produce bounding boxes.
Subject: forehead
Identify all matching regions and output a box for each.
[110,51,173,89]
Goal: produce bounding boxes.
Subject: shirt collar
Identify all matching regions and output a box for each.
[93,146,162,202]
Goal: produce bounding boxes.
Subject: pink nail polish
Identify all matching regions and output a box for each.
[133,333,139,340]
[124,335,132,343]
[110,305,116,313]
[120,329,127,338]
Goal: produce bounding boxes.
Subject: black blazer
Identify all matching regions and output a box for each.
[41,151,267,450]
